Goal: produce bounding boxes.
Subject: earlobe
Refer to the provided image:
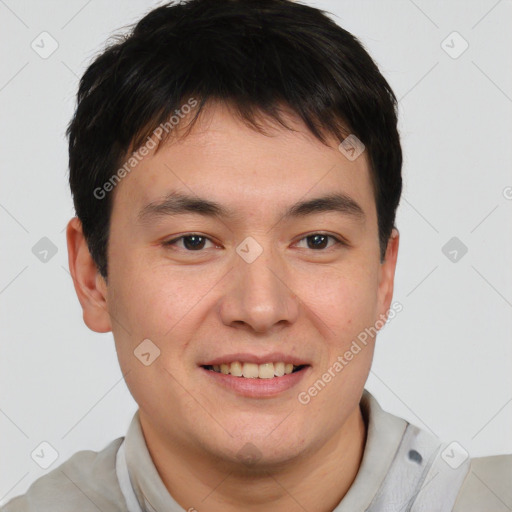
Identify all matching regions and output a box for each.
[377,228,400,324]
[66,217,112,333]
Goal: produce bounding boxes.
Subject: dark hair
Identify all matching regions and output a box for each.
[67,0,402,279]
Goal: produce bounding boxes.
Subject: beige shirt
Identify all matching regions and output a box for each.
[2,389,510,511]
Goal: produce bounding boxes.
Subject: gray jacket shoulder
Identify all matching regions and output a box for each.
[1,437,126,512]
[453,454,512,511]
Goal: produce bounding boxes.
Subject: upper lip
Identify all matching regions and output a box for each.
[200,352,310,366]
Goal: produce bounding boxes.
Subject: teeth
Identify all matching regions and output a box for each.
[274,362,285,377]
[242,362,259,378]
[258,363,274,379]
[207,361,303,378]
[230,361,243,377]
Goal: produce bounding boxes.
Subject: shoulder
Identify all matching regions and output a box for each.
[0,437,126,512]
[453,453,512,511]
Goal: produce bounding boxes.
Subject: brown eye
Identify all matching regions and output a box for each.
[163,234,214,251]
[296,233,344,250]
[307,234,330,249]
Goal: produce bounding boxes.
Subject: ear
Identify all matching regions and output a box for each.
[66,217,112,333]
[376,228,400,323]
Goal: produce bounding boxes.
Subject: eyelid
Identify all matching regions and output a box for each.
[162,233,217,249]
[162,232,348,251]
[293,232,348,249]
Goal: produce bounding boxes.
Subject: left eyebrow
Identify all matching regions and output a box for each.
[137,191,366,224]
[281,193,366,223]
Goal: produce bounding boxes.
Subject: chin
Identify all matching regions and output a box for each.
[206,426,309,469]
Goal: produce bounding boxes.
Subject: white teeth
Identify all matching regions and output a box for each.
[242,362,259,378]
[207,361,304,378]
[258,363,274,379]
[274,362,285,377]
[230,361,243,377]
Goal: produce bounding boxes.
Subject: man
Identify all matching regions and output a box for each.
[2,0,510,510]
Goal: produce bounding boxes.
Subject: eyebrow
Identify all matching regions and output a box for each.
[137,191,366,224]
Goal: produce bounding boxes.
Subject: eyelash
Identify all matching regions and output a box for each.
[162,233,347,251]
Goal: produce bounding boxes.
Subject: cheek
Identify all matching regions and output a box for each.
[109,252,222,343]
[107,261,208,418]
[295,262,379,335]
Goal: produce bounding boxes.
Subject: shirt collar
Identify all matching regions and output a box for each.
[331,389,407,511]
[124,410,183,512]
[123,389,407,512]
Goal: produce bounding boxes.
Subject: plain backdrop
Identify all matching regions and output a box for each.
[1,0,511,505]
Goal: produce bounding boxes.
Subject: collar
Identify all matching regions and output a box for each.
[331,389,407,511]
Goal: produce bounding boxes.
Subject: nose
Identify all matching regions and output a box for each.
[218,240,300,333]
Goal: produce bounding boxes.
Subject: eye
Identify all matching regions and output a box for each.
[162,234,216,251]
[295,233,346,250]
[162,232,347,252]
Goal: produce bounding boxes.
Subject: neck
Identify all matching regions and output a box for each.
[140,405,367,512]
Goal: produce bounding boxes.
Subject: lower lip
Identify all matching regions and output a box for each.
[200,366,310,398]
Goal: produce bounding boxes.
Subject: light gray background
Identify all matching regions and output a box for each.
[1,0,511,505]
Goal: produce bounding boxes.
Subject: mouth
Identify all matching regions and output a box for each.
[201,362,309,379]
[199,360,311,398]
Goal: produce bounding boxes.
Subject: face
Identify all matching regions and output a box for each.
[68,101,399,468]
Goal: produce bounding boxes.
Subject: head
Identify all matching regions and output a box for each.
[67,0,401,469]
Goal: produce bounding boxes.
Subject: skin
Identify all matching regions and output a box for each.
[67,100,399,512]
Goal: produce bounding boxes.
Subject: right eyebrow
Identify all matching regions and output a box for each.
[137,191,238,224]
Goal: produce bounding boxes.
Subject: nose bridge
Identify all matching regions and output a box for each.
[219,236,299,332]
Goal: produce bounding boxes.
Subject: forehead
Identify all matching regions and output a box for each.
[111,102,376,225]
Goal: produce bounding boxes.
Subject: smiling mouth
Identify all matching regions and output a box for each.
[202,362,308,379]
